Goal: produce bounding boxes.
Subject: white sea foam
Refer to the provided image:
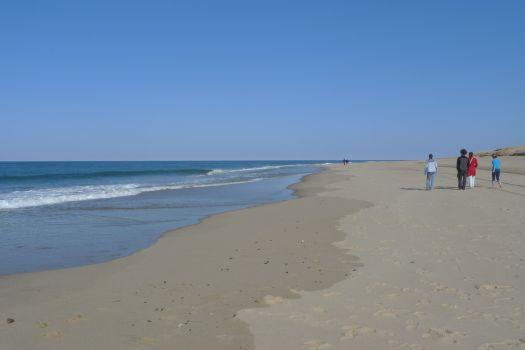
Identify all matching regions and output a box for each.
[0,179,263,210]
[207,164,304,175]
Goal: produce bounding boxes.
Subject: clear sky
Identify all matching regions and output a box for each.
[1,0,524,160]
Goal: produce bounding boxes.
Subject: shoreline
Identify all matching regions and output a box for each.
[0,165,370,349]
[0,165,319,276]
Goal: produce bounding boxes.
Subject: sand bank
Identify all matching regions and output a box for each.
[2,160,524,349]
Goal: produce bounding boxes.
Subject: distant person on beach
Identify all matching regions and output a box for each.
[491,154,502,187]
[467,152,478,188]
[424,154,438,190]
[456,149,470,190]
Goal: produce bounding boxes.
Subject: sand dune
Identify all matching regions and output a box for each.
[476,145,525,157]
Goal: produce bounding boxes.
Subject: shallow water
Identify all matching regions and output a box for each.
[0,161,330,274]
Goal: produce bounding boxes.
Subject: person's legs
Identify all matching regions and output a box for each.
[430,172,436,190]
[426,173,431,190]
[496,170,501,187]
[472,176,476,188]
[468,176,473,188]
[458,173,462,189]
[461,171,467,189]
[492,171,496,186]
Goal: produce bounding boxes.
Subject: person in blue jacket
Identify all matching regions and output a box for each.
[491,154,502,188]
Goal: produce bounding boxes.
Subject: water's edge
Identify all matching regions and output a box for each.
[1,166,327,276]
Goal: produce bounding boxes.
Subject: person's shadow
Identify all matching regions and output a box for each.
[400,186,457,191]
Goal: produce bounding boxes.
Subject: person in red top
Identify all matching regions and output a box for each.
[467,152,478,188]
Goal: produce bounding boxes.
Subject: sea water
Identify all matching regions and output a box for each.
[0,161,332,274]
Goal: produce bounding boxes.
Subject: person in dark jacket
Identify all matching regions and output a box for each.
[456,149,470,190]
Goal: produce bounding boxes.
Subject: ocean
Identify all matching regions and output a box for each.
[0,161,334,275]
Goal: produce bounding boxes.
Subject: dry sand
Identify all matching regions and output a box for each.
[1,160,525,349]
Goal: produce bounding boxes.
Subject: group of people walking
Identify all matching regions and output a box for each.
[424,149,502,191]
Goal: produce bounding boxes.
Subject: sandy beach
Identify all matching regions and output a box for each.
[1,159,525,349]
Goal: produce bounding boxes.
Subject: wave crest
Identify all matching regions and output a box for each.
[0,179,263,210]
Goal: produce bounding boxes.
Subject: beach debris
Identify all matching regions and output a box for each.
[6,318,15,324]
[39,322,48,328]
[264,260,270,264]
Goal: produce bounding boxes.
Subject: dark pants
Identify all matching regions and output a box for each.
[492,169,501,182]
[457,170,467,189]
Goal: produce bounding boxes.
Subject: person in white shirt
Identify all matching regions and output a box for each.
[424,154,438,190]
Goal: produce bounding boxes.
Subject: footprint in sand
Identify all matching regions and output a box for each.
[478,339,525,349]
[457,310,481,320]
[406,319,419,331]
[416,298,431,306]
[303,339,332,349]
[43,330,63,338]
[433,284,459,294]
[413,311,426,319]
[441,303,460,310]
[312,306,326,313]
[385,292,400,299]
[421,328,466,344]
[263,295,284,305]
[373,308,407,318]
[340,325,377,340]
[476,284,514,297]
[288,312,314,323]
[67,314,83,323]
[138,336,159,345]
[159,314,178,321]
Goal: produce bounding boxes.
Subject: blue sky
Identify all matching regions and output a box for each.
[1,0,523,160]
